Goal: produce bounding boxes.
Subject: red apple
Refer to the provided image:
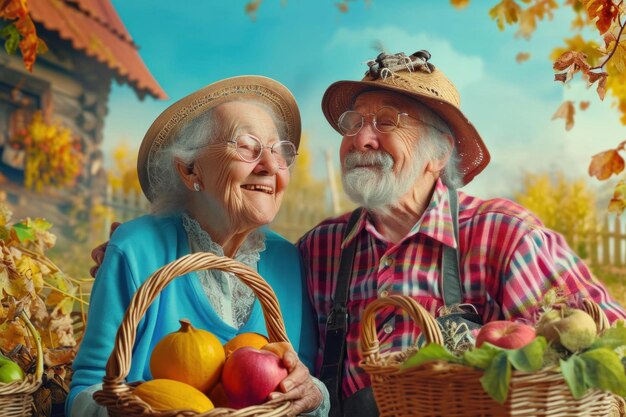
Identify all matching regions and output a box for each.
[476,320,536,349]
[221,346,288,409]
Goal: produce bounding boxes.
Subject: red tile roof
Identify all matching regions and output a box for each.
[29,0,167,100]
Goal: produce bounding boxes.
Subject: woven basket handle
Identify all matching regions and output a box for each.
[359,295,444,366]
[582,298,610,334]
[101,252,289,391]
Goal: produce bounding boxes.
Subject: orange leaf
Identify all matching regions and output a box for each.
[336,2,348,12]
[0,0,28,20]
[516,52,531,63]
[450,0,470,9]
[579,101,590,110]
[244,0,261,21]
[582,0,618,34]
[553,50,590,72]
[589,149,625,180]
[551,101,576,131]
[596,73,607,100]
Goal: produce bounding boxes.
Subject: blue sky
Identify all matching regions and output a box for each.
[105,0,626,200]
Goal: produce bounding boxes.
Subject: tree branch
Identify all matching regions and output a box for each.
[590,15,626,71]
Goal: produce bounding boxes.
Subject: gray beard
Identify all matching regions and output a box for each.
[342,150,420,209]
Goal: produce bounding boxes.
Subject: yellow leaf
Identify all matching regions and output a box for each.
[489,0,522,31]
[516,52,531,62]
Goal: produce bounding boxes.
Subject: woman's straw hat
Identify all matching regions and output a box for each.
[138,75,301,201]
[321,51,489,185]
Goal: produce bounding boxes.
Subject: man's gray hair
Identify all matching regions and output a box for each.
[410,99,463,189]
[148,98,286,214]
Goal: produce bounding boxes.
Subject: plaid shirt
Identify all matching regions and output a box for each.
[296,179,626,398]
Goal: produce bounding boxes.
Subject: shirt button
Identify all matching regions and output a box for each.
[383,257,394,267]
[383,323,394,334]
[380,290,389,298]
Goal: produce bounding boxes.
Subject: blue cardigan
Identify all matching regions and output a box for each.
[66,214,318,416]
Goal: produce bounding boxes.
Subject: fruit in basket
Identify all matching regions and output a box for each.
[150,319,225,392]
[0,353,24,383]
[535,307,597,352]
[209,382,229,407]
[223,332,269,357]
[134,379,214,412]
[222,346,288,409]
[475,320,536,349]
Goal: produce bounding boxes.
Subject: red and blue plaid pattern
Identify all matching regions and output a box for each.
[297,179,626,398]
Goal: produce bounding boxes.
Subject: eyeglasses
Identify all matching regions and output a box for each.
[337,106,443,136]
[227,134,298,169]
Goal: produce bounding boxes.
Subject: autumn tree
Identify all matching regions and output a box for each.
[513,171,598,257]
[272,133,337,241]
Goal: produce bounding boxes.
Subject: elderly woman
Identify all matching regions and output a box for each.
[67,76,328,417]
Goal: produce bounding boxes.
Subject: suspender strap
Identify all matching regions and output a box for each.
[320,208,363,417]
[441,188,462,307]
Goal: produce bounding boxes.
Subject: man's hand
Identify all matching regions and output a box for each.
[89,222,120,277]
[268,349,323,416]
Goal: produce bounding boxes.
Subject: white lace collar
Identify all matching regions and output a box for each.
[181,213,266,328]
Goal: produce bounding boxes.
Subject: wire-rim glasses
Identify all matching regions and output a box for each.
[338,106,443,136]
[227,134,298,169]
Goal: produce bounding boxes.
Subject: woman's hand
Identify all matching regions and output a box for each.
[268,348,323,416]
[89,222,120,277]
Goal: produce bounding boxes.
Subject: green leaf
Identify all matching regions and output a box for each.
[463,343,502,369]
[507,336,546,372]
[479,351,511,404]
[560,355,588,399]
[0,24,21,55]
[588,327,626,350]
[580,348,626,397]
[12,223,35,243]
[401,343,461,370]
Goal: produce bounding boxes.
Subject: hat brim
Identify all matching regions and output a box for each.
[321,80,490,186]
[138,75,301,201]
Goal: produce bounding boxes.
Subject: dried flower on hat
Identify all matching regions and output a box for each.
[366,50,435,80]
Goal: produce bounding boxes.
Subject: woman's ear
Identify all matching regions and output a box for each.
[426,133,454,174]
[175,158,198,191]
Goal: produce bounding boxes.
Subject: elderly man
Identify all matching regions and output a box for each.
[296,50,626,416]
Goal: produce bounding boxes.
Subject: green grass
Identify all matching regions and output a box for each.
[591,264,626,308]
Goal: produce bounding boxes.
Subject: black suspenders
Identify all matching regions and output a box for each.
[320,189,464,416]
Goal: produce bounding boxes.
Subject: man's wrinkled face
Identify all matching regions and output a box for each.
[339,91,429,208]
[192,101,290,228]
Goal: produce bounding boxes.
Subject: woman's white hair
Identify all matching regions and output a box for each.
[148,97,286,214]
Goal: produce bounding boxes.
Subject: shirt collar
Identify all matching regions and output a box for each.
[341,179,457,249]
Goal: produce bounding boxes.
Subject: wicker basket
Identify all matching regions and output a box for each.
[93,252,293,417]
[0,311,44,417]
[359,295,626,417]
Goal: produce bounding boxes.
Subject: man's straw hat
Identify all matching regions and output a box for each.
[138,75,301,201]
[321,50,489,185]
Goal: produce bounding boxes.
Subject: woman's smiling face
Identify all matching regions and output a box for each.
[192,101,291,229]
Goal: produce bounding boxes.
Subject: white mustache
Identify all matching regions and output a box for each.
[344,151,394,170]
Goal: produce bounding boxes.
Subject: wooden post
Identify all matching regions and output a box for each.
[602,215,610,265]
[324,149,341,215]
[589,224,598,265]
[613,215,622,267]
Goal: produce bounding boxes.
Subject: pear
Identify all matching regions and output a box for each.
[536,307,597,353]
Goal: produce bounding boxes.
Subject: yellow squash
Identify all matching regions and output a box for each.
[150,319,225,392]
[134,379,214,412]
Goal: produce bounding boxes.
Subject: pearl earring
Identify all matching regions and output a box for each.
[193,183,200,192]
